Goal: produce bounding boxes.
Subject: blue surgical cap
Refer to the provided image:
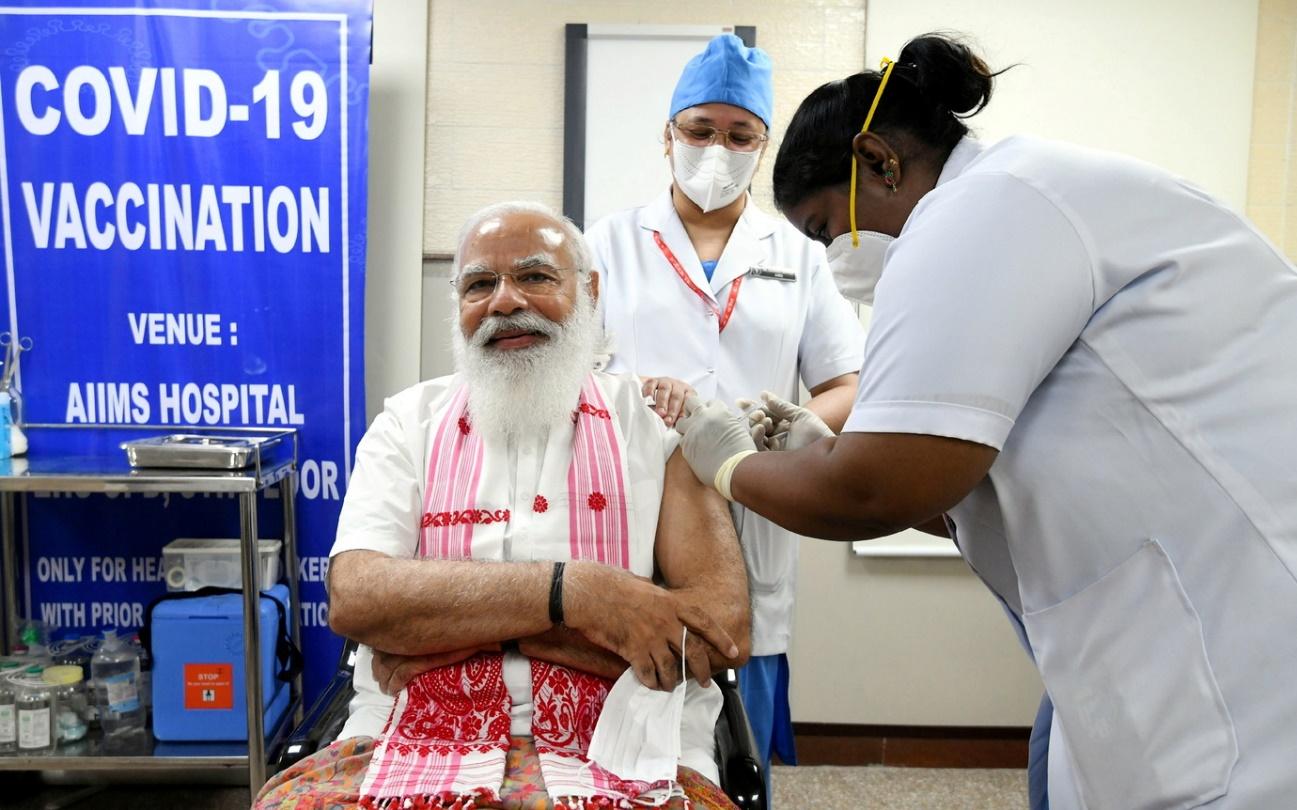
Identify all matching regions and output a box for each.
[669,34,773,128]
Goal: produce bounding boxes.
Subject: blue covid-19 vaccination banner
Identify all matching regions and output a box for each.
[0,0,371,705]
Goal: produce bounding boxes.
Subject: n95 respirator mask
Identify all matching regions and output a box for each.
[670,139,760,213]
[825,230,894,305]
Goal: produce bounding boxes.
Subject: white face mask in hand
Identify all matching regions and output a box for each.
[587,628,690,786]
[671,138,761,213]
[825,230,894,305]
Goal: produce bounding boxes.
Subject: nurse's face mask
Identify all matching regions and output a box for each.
[828,56,898,306]
[826,229,894,306]
[669,119,766,213]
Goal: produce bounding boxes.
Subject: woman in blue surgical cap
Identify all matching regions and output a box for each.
[673,32,1297,810]
[585,34,865,789]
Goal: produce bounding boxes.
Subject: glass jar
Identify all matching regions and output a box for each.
[0,661,19,754]
[15,666,56,755]
[42,665,89,744]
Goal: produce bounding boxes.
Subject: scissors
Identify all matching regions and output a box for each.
[0,332,32,390]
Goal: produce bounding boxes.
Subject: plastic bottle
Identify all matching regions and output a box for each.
[16,666,55,754]
[17,619,51,662]
[0,660,19,754]
[127,633,152,717]
[91,630,144,737]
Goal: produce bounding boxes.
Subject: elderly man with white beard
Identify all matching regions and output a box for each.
[254,202,750,810]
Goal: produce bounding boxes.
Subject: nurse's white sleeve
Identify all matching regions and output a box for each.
[798,249,867,389]
[329,404,422,561]
[585,217,632,377]
[845,173,1095,450]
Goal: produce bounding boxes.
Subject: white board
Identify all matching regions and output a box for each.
[852,528,961,558]
[578,24,744,229]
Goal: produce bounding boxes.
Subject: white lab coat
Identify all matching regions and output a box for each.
[587,189,864,655]
[847,135,1297,808]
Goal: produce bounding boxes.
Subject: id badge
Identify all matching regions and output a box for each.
[747,266,796,282]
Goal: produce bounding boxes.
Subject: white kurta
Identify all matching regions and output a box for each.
[329,370,723,784]
[848,135,1297,808]
[587,190,864,655]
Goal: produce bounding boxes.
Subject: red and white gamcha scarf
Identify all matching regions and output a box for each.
[358,375,684,809]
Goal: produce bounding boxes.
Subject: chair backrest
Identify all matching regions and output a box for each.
[340,640,359,673]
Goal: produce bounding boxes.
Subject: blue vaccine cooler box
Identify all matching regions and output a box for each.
[151,584,292,741]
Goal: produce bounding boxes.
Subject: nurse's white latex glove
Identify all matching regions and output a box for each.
[675,396,758,501]
[748,391,833,452]
[735,397,777,451]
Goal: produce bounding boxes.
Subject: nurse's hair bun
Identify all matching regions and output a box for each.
[898,33,995,118]
[773,31,1005,212]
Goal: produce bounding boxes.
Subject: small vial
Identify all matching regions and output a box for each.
[16,666,56,754]
[0,661,19,753]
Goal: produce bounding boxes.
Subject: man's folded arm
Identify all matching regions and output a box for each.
[654,448,752,676]
[517,449,752,680]
[330,548,733,690]
[329,551,558,656]
[517,625,628,681]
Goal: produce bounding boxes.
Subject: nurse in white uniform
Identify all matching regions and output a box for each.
[585,34,865,784]
[674,33,1297,810]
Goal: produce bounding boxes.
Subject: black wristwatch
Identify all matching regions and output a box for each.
[548,561,566,626]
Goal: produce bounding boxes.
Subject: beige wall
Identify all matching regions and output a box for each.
[864,0,1257,210]
[366,0,430,420]
[420,0,870,376]
[422,0,866,256]
[1247,0,1297,258]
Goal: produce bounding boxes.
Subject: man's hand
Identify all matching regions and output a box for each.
[563,561,737,691]
[641,376,696,428]
[671,587,748,677]
[371,647,485,696]
[518,625,628,681]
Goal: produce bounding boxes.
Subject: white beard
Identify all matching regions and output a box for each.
[452,286,602,443]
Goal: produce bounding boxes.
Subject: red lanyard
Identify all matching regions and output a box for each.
[653,231,743,332]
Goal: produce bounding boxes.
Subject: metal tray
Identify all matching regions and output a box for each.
[122,434,281,470]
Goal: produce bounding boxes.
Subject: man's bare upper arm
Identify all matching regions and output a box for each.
[654,449,746,597]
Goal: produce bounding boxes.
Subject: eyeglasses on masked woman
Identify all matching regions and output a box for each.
[670,120,769,153]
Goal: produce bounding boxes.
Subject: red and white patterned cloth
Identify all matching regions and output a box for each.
[358,376,684,809]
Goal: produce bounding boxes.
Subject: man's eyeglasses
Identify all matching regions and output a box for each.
[670,120,769,153]
[451,266,571,303]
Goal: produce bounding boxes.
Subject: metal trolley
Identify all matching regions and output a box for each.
[0,426,301,799]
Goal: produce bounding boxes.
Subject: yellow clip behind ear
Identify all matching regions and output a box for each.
[849,56,897,248]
